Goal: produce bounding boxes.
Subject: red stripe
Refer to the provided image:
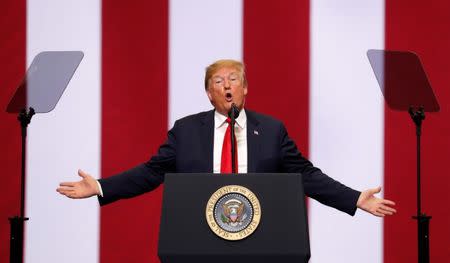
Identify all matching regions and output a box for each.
[0,1,26,262]
[385,1,450,262]
[243,0,310,157]
[101,1,168,262]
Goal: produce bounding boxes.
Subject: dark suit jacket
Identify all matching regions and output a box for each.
[98,109,360,215]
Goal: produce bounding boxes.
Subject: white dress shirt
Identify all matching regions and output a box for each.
[213,109,248,173]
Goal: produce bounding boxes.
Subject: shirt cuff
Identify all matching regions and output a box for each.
[96,180,104,197]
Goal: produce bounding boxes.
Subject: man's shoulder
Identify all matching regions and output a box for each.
[173,110,214,127]
[245,109,284,127]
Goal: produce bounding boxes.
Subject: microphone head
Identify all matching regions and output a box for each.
[228,103,240,119]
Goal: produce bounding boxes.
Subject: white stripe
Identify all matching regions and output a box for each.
[309,1,384,262]
[169,0,243,127]
[26,1,101,262]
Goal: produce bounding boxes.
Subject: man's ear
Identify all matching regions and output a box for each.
[206,88,213,102]
[243,85,248,96]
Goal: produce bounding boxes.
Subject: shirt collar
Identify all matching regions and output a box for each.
[214,108,247,129]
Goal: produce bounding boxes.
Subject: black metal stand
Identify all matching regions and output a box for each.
[9,107,34,263]
[229,104,239,174]
[409,106,431,263]
[5,51,84,263]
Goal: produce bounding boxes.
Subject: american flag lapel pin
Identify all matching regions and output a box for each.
[253,130,259,135]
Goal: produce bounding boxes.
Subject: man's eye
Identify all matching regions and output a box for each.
[230,78,237,81]
[215,80,223,84]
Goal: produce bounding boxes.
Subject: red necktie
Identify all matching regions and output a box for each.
[221,118,238,174]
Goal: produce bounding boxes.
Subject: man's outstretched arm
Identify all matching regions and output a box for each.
[278,121,396,217]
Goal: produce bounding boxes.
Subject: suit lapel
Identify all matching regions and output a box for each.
[200,110,215,172]
[246,110,260,173]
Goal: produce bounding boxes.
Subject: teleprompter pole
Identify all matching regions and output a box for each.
[408,106,431,263]
[9,107,34,263]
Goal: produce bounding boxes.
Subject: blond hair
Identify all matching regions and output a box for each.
[204,59,247,90]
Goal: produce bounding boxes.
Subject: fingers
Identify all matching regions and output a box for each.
[57,185,73,191]
[372,210,385,217]
[78,169,89,178]
[56,187,75,197]
[56,187,85,199]
[371,205,392,217]
[57,189,74,195]
[379,204,397,214]
[378,208,393,216]
[381,199,396,206]
[369,186,382,195]
[370,202,397,217]
[57,177,80,198]
[59,182,76,187]
[361,187,382,200]
[373,197,397,215]
[377,207,394,216]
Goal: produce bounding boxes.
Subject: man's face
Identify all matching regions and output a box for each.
[206,67,248,116]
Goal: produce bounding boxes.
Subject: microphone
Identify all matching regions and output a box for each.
[228,103,239,174]
[228,103,240,119]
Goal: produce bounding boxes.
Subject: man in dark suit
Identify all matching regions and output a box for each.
[57,59,396,217]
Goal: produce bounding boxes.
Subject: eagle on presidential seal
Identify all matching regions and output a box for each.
[221,199,247,226]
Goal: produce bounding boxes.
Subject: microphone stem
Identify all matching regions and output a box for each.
[229,104,238,174]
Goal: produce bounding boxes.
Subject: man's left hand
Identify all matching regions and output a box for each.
[357,186,396,217]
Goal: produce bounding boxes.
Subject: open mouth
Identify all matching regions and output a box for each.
[225,92,233,102]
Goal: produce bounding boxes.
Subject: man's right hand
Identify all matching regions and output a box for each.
[57,169,100,199]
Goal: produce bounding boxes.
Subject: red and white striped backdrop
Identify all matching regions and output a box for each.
[1,0,449,262]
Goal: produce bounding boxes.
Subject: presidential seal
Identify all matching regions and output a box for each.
[205,185,261,241]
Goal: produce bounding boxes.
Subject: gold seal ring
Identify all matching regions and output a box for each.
[205,185,261,241]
